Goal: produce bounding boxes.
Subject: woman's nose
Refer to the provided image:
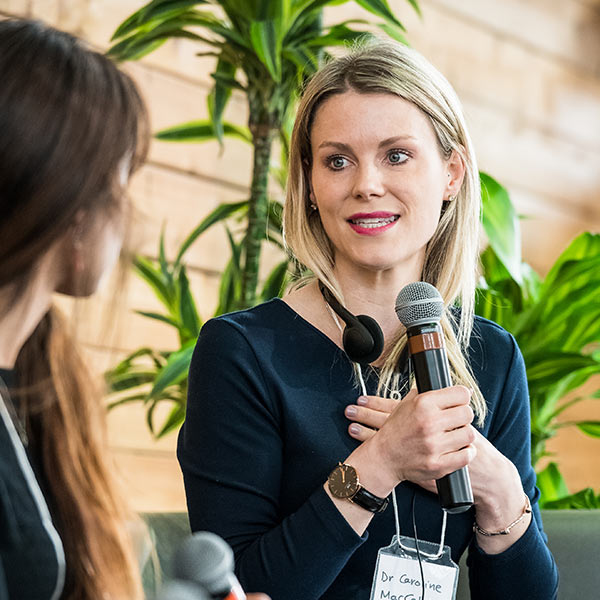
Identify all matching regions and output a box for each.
[351,162,386,200]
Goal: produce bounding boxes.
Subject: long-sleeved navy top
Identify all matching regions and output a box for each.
[178,299,558,599]
[0,369,66,600]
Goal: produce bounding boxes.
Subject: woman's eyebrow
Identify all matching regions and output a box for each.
[317,135,417,152]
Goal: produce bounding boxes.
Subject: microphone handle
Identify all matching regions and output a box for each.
[408,325,474,514]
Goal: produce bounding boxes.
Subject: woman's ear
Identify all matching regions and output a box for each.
[303,158,316,205]
[445,149,466,201]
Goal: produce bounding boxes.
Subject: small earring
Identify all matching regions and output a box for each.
[447,194,456,202]
[73,233,84,273]
[310,202,318,212]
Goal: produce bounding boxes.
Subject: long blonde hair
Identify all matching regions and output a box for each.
[283,38,486,422]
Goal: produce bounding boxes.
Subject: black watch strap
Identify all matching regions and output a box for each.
[352,487,389,513]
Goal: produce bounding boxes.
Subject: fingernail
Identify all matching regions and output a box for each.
[345,405,357,417]
[357,396,368,406]
[349,424,361,435]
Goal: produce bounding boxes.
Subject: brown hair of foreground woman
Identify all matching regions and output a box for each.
[0,18,148,600]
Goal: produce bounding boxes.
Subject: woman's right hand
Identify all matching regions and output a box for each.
[247,594,271,600]
[353,386,476,491]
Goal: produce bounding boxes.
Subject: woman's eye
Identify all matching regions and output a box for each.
[327,155,348,170]
[388,150,408,164]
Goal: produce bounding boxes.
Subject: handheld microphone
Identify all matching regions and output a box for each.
[172,532,246,600]
[395,282,473,514]
[157,579,211,600]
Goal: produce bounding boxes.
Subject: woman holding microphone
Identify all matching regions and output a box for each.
[179,39,558,599]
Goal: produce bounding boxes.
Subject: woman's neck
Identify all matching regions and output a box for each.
[333,263,421,340]
[0,262,57,369]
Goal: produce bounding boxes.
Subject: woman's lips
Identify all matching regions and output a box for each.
[347,212,400,235]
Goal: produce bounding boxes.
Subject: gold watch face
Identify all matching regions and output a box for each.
[328,463,359,499]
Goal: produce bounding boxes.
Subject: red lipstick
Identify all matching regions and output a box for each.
[347,212,400,236]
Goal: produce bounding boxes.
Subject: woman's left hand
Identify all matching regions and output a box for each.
[346,396,532,552]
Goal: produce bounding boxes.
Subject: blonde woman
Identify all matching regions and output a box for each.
[179,39,558,599]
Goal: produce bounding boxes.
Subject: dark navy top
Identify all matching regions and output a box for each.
[0,369,65,600]
[178,299,558,599]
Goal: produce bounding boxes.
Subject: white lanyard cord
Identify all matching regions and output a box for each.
[325,303,448,559]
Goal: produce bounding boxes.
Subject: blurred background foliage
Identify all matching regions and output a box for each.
[105,0,600,508]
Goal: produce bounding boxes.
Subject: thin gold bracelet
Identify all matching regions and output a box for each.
[473,494,532,537]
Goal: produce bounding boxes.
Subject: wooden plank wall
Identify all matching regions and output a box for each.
[1,0,599,511]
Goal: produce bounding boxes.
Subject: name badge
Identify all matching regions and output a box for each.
[370,535,459,600]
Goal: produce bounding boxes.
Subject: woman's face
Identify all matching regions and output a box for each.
[309,91,462,281]
[56,159,130,298]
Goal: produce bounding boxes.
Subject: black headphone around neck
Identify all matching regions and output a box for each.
[318,281,384,365]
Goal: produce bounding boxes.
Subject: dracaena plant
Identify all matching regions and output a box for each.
[105,0,421,436]
[108,0,420,310]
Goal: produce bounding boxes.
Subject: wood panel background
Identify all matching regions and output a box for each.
[1,0,599,512]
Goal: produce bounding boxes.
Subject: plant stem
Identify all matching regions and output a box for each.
[241,123,275,308]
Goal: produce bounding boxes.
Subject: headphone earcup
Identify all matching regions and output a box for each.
[342,314,384,365]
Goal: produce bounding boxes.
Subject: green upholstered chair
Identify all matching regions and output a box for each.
[141,509,600,599]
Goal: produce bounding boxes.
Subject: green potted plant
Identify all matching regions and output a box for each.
[106,0,421,436]
[106,1,600,507]
[478,174,600,508]
[109,0,420,309]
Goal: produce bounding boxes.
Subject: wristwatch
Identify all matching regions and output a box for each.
[328,462,389,513]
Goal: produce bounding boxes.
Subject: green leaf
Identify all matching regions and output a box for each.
[211,70,246,91]
[215,226,242,315]
[108,28,207,62]
[134,311,181,330]
[107,393,149,410]
[146,398,160,434]
[536,462,569,506]
[158,226,169,275]
[177,266,201,340]
[480,172,522,284]
[542,233,600,294]
[109,37,168,62]
[107,370,158,393]
[576,421,600,438]
[134,256,175,309]
[155,119,252,143]
[208,57,237,142]
[377,22,409,45]
[149,343,195,400]
[107,347,162,376]
[308,25,371,47]
[526,353,600,391]
[175,200,249,264]
[112,1,207,40]
[354,0,407,30]
[156,402,186,438]
[261,260,290,301]
[250,20,282,81]
[542,488,600,510]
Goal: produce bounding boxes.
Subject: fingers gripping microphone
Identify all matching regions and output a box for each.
[395,282,473,514]
[163,532,246,600]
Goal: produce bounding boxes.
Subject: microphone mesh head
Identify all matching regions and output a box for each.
[157,580,211,600]
[395,282,444,327]
[173,532,235,594]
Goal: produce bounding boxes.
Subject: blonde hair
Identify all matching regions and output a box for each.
[283,38,486,423]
